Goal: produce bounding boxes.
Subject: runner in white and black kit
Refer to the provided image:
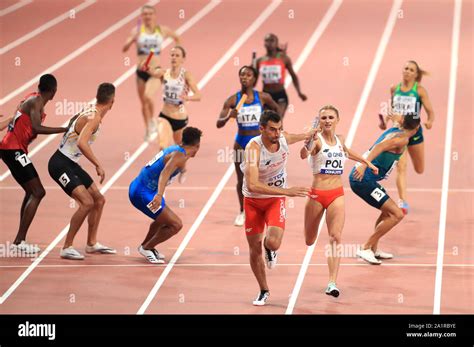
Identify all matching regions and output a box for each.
[48,83,116,260]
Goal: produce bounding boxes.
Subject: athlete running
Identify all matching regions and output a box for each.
[255,33,307,117]
[379,60,435,214]
[129,127,202,264]
[48,83,116,260]
[351,113,421,265]
[217,65,280,227]
[0,74,66,254]
[242,110,314,306]
[123,4,180,141]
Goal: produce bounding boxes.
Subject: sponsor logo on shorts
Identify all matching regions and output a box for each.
[370,187,386,202]
[279,199,286,222]
[412,136,421,141]
[59,173,71,187]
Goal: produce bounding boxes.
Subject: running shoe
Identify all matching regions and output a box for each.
[398,199,409,215]
[325,282,340,297]
[151,248,165,261]
[356,248,382,265]
[85,242,117,254]
[60,247,85,260]
[138,245,164,264]
[374,249,394,259]
[11,241,40,255]
[264,244,278,269]
[252,290,270,306]
[234,211,245,227]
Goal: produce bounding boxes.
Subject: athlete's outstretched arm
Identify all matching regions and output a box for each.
[161,25,180,44]
[156,152,186,197]
[184,71,201,102]
[77,114,105,183]
[216,95,237,128]
[29,99,67,135]
[419,85,435,129]
[283,128,316,145]
[122,27,138,53]
[284,55,307,101]
[338,134,378,175]
[245,142,308,197]
[0,115,13,131]
[260,92,282,116]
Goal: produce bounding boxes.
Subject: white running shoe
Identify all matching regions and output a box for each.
[234,211,245,227]
[356,248,382,265]
[264,245,278,269]
[325,282,340,298]
[252,290,270,306]
[85,242,117,254]
[12,241,40,255]
[151,248,165,261]
[374,249,393,259]
[60,247,85,260]
[138,246,164,264]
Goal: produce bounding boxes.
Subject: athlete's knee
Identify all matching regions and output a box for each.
[392,208,404,223]
[94,194,106,207]
[414,162,424,174]
[32,187,46,200]
[329,231,342,245]
[265,236,281,251]
[249,243,263,258]
[305,234,316,246]
[170,218,183,234]
[80,196,95,211]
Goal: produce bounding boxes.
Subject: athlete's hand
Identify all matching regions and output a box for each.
[139,60,149,72]
[228,108,239,119]
[378,114,387,130]
[96,165,105,184]
[367,162,379,176]
[149,193,162,211]
[387,110,403,124]
[298,92,307,101]
[286,186,310,197]
[353,164,367,181]
[424,119,433,130]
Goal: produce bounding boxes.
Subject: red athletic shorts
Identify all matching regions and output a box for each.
[308,186,344,209]
[244,197,286,235]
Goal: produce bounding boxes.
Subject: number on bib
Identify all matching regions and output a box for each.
[370,187,386,202]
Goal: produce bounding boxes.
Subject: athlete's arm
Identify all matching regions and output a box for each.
[283,128,316,145]
[29,99,67,135]
[260,92,282,116]
[183,71,201,102]
[161,25,180,44]
[146,66,165,79]
[153,151,186,203]
[77,114,105,183]
[300,135,321,159]
[0,114,13,131]
[245,142,308,197]
[216,95,237,128]
[122,27,138,53]
[338,134,378,175]
[418,85,435,129]
[284,55,307,101]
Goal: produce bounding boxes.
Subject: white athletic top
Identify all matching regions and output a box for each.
[59,104,100,162]
[241,135,289,198]
[136,25,163,55]
[309,133,346,175]
[162,68,188,105]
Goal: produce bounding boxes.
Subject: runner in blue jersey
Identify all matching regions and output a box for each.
[216,65,280,227]
[129,127,202,264]
[350,113,420,265]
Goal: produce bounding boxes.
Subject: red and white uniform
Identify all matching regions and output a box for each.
[0,93,46,153]
[241,135,289,235]
[162,68,189,105]
[258,54,286,86]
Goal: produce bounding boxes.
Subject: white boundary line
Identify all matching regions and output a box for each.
[0,0,97,55]
[0,0,32,17]
[285,0,404,315]
[137,0,342,315]
[0,0,160,107]
[0,263,473,269]
[433,0,462,315]
[0,0,221,305]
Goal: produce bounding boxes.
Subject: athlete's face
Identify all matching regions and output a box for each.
[402,62,418,81]
[319,109,339,132]
[264,35,278,52]
[261,120,282,144]
[170,48,184,67]
[239,68,256,88]
[188,142,200,157]
[141,8,156,25]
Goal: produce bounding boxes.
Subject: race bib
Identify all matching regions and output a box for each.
[59,173,71,187]
[370,187,386,202]
[260,65,282,84]
[146,151,164,167]
[237,105,261,128]
[393,95,417,115]
[15,153,31,167]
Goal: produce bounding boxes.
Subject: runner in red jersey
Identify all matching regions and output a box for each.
[255,33,307,117]
[0,74,67,255]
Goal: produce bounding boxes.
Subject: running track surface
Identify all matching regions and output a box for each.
[0,0,472,314]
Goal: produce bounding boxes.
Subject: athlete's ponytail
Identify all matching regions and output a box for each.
[408,60,428,83]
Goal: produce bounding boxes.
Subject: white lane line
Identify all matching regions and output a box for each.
[286,0,404,315]
[0,0,221,305]
[137,0,342,315]
[0,0,97,55]
[433,0,462,315]
[1,186,474,193]
[0,0,32,17]
[0,0,160,106]
[0,263,473,269]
